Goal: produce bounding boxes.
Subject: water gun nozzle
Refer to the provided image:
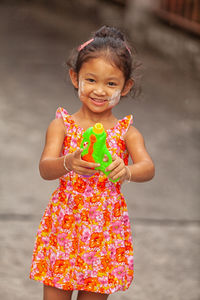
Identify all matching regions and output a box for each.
[93,123,104,134]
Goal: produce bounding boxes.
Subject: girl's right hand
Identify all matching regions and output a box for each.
[64,149,101,176]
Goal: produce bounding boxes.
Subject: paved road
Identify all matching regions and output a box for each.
[0,3,199,300]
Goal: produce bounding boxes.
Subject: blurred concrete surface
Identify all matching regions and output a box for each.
[0,2,199,300]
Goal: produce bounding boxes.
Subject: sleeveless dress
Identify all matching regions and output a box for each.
[30,107,134,294]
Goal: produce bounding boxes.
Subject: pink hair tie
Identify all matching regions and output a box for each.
[125,43,131,55]
[78,38,131,55]
[78,38,94,52]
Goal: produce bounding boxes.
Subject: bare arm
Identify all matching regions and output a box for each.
[106,126,155,182]
[125,126,155,182]
[39,118,100,180]
[39,118,67,180]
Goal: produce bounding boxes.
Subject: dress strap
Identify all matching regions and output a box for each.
[55,107,69,120]
[55,107,73,134]
[118,115,133,138]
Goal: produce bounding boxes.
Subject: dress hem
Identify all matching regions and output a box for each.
[29,275,132,295]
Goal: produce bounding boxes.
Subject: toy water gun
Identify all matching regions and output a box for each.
[80,123,119,182]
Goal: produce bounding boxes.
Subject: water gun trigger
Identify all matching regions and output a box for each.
[95,150,116,180]
[103,154,109,162]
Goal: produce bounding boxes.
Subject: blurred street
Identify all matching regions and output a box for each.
[0,2,199,300]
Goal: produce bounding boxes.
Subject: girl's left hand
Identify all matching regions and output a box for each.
[106,155,129,182]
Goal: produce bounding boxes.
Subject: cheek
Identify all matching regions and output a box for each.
[107,90,121,107]
[78,80,85,98]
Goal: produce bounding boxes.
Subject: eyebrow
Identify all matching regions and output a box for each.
[85,73,119,81]
[85,73,96,77]
[106,77,119,81]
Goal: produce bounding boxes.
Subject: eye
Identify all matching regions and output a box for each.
[86,78,95,83]
[108,81,117,87]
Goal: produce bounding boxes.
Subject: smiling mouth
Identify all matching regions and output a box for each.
[91,98,107,103]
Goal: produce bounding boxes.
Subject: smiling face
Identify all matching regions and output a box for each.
[69,57,133,113]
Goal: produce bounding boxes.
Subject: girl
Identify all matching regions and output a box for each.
[30,25,155,300]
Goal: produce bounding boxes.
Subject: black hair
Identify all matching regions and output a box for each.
[67,25,141,98]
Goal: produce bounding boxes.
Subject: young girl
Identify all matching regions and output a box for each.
[30,25,155,300]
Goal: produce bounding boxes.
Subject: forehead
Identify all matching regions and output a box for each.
[79,57,125,79]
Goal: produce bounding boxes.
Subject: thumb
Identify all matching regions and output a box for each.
[73,148,83,159]
[112,155,117,161]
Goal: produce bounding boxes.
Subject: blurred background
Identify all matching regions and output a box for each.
[0,0,199,299]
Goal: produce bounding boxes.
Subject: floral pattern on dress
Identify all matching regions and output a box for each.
[30,107,134,294]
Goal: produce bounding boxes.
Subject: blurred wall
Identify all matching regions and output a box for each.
[1,0,199,78]
[125,0,200,79]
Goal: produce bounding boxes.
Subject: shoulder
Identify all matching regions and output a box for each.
[46,117,65,136]
[124,125,144,143]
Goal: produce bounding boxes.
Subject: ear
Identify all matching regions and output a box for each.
[121,79,134,96]
[69,68,78,89]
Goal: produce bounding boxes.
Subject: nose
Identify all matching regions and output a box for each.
[93,84,106,96]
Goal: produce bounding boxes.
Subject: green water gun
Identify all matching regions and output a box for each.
[80,123,118,182]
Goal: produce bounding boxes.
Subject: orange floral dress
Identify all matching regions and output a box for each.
[30,107,134,294]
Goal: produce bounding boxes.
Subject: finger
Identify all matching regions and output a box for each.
[80,160,100,169]
[109,169,124,181]
[112,155,117,161]
[109,165,126,179]
[78,166,99,176]
[106,161,117,172]
[106,158,123,172]
[73,148,83,159]
[85,168,99,175]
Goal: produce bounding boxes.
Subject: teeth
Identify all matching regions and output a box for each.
[93,99,106,102]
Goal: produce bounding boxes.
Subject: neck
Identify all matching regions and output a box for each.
[77,106,114,123]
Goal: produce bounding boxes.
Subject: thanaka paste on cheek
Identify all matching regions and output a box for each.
[107,90,121,107]
[78,79,85,99]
